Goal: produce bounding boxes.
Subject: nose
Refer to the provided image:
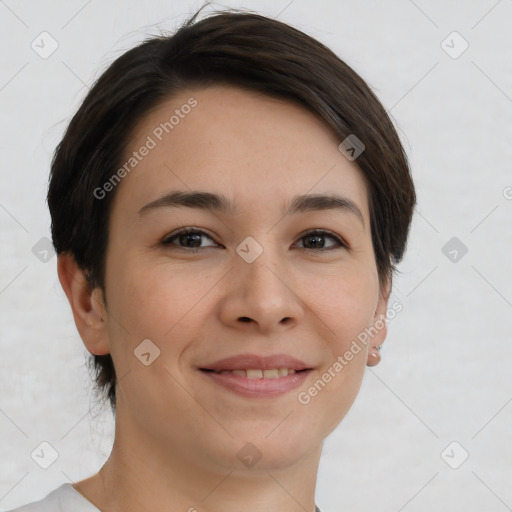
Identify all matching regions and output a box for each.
[218,246,304,335]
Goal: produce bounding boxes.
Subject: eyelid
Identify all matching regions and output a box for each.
[161,226,219,245]
[296,228,349,250]
[161,226,349,251]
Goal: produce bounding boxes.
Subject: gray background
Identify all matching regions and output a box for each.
[1,0,511,510]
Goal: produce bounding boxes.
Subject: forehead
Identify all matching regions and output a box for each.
[111,85,370,224]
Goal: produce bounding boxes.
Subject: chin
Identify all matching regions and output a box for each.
[207,422,322,472]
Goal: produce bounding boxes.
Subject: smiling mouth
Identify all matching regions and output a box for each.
[200,368,311,378]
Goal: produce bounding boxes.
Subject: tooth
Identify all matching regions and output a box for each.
[215,368,298,378]
[246,369,263,379]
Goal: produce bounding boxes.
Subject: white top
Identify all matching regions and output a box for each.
[7,483,323,512]
[6,484,99,511]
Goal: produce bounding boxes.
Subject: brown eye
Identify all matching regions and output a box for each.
[162,228,217,250]
[295,229,347,251]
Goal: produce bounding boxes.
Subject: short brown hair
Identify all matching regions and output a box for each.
[48,8,416,413]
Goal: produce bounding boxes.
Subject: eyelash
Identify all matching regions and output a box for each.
[161,227,348,253]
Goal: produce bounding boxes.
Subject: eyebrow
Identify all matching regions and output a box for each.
[138,190,365,225]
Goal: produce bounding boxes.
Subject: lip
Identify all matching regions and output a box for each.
[198,353,314,399]
[199,353,311,372]
[199,368,313,398]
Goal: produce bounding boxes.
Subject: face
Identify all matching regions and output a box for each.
[88,85,388,472]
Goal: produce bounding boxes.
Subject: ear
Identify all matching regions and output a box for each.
[57,252,110,356]
[367,277,391,367]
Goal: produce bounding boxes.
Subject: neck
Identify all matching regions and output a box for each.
[80,404,322,512]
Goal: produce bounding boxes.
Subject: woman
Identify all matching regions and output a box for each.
[10,7,415,512]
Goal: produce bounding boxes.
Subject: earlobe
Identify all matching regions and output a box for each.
[366,278,391,367]
[57,252,110,356]
[366,313,386,367]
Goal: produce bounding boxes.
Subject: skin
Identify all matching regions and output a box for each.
[58,85,389,512]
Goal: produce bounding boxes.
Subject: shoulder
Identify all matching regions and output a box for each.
[5,483,99,512]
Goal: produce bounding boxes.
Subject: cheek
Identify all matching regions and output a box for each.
[103,259,181,371]
[108,257,190,333]
[104,257,220,382]
[305,266,379,346]
[300,273,377,432]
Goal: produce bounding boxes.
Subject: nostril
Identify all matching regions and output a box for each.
[239,317,252,322]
